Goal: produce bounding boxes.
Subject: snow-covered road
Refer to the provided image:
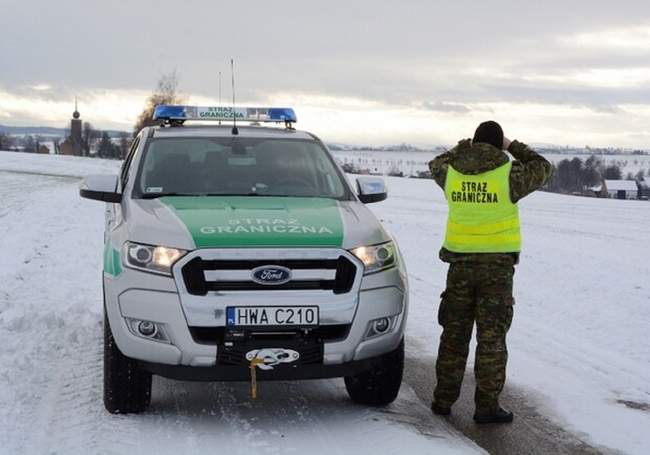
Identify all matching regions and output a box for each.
[1,151,649,454]
[0,153,478,455]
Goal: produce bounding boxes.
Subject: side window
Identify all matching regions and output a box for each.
[119,137,140,189]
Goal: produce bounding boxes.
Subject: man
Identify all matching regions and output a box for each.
[428,121,552,424]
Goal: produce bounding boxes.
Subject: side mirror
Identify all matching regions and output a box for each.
[356,176,387,204]
[79,174,122,203]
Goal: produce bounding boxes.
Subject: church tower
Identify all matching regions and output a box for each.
[70,98,83,156]
[59,98,84,156]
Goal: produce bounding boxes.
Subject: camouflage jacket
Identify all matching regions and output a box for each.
[429,139,553,264]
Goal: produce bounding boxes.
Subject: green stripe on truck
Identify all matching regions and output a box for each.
[160,196,344,248]
[103,241,122,277]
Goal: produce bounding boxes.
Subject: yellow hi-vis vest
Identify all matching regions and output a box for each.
[443,161,521,253]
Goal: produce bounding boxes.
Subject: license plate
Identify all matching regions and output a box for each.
[226,306,319,327]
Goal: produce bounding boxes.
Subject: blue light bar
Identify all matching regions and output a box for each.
[153,105,297,123]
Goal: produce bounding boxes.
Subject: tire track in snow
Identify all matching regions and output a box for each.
[22,326,145,455]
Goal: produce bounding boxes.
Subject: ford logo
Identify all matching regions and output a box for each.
[251,265,292,285]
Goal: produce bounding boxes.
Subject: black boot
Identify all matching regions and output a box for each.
[473,407,513,424]
[431,402,451,416]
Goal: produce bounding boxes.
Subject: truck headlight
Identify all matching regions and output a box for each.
[350,241,397,274]
[123,242,186,276]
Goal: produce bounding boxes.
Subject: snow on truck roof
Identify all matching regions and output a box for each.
[152,125,315,140]
[604,180,638,191]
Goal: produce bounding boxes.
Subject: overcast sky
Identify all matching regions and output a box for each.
[2,0,650,147]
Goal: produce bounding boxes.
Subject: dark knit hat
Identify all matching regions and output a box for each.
[473,121,504,149]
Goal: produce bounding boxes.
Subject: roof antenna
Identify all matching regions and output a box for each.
[218,71,222,125]
[231,59,238,135]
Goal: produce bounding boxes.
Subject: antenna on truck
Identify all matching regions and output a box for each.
[218,71,222,125]
[231,59,238,135]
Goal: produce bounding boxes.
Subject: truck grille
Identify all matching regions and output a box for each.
[189,324,351,345]
[181,256,357,296]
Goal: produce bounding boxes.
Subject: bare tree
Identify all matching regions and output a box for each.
[25,135,38,153]
[97,131,116,158]
[603,164,622,180]
[118,132,131,159]
[0,134,16,151]
[634,169,645,182]
[133,71,185,136]
[83,122,99,156]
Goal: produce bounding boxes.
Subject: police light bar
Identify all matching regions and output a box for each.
[153,105,297,123]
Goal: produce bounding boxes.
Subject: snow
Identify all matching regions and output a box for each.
[2,150,650,454]
[369,175,650,455]
[332,149,650,178]
[0,150,120,176]
[0,151,479,454]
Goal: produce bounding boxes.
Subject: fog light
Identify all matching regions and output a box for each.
[373,318,390,333]
[365,316,396,339]
[138,320,157,337]
[125,318,170,343]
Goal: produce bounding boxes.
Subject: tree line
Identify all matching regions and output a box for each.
[545,155,648,194]
[71,122,132,159]
[0,129,132,159]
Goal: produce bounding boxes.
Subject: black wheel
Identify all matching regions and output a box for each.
[103,309,152,414]
[344,338,404,406]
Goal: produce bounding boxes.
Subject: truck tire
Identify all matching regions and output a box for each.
[344,338,404,406]
[103,310,152,414]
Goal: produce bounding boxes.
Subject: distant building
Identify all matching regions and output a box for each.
[59,99,83,156]
[592,179,639,199]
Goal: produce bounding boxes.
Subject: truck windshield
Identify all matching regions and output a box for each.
[134,137,349,199]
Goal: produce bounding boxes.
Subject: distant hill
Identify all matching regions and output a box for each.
[0,125,129,138]
[327,143,445,152]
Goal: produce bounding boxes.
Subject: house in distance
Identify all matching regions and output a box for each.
[592,179,640,200]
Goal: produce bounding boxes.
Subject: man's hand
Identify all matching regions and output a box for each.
[502,137,512,151]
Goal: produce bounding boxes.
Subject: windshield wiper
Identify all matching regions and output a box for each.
[141,192,196,199]
[142,192,321,199]
[200,192,260,197]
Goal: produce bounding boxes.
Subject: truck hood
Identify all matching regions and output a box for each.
[126,196,389,250]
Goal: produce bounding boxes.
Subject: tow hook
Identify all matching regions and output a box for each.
[247,348,300,399]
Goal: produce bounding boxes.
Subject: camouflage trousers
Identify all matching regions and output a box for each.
[434,262,514,413]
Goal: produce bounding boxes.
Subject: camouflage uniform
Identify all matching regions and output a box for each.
[429,139,552,413]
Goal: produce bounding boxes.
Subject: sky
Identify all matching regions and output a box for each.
[1,0,650,148]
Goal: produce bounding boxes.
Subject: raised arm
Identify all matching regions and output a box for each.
[428,139,471,189]
[507,140,553,202]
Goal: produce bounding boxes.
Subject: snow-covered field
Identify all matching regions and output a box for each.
[373,175,650,454]
[0,151,478,455]
[332,149,650,178]
[1,150,649,454]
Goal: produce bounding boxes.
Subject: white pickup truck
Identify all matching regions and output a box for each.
[80,105,409,414]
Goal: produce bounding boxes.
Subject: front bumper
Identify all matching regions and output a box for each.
[103,249,408,376]
[138,355,383,382]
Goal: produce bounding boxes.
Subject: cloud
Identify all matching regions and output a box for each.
[590,105,624,115]
[2,1,650,147]
[0,88,149,130]
[30,84,52,91]
[421,101,471,114]
[560,25,650,51]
